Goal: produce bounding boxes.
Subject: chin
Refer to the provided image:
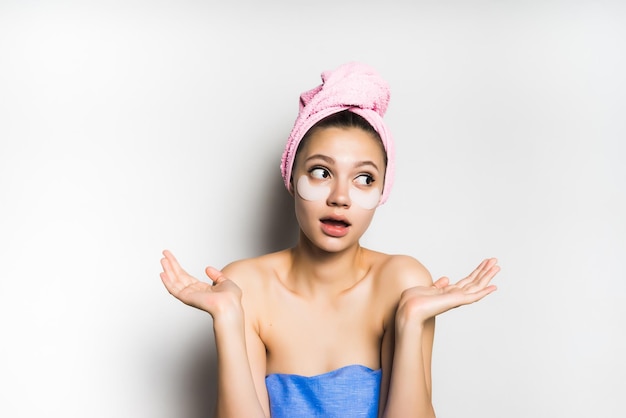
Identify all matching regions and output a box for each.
[315,237,361,254]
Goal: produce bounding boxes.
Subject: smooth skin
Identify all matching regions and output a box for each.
[160,126,500,418]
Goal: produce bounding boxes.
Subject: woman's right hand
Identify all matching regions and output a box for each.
[160,250,243,319]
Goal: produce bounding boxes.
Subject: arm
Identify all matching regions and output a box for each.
[380,258,500,418]
[383,311,436,418]
[216,262,270,418]
[159,251,268,418]
[378,257,435,418]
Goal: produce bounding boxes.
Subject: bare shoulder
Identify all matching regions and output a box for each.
[220,250,288,290]
[375,252,433,291]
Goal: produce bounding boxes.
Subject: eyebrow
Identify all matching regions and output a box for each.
[304,154,380,171]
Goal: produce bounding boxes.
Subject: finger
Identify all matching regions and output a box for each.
[161,255,195,289]
[475,258,498,281]
[474,263,500,290]
[160,257,178,281]
[455,259,489,288]
[458,258,498,288]
[433,276,449,289]
[460,284,497,305]
[205,266,227,285]
[162,250,188,278]
[160,257,175,281]
[466,260,499,291]
[160,269,183,295]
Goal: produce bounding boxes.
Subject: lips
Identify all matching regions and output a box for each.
[320,217,351,227]
[320,216,351,237]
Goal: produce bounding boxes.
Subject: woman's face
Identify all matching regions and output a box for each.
[291,126,387,253]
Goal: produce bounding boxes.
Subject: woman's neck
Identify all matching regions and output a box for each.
[287,235,370,296]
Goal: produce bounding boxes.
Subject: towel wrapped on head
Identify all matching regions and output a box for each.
[281,62,395,205]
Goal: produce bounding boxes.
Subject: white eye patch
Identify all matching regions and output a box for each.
[349,187,381,210]
[296,175,381,210]
[296,175,330,201]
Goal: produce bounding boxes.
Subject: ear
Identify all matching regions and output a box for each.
[288,175,295,197]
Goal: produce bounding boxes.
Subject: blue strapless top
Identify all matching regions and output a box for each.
[265,364,382,418]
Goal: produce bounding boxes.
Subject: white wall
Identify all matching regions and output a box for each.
[1,1,624,417]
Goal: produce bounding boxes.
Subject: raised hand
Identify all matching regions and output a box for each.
[159,250,243,318]
[397,258,500,327]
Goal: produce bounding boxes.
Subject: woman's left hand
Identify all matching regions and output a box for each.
[396,258,500,328]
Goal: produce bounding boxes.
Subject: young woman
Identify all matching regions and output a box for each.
[160,62,500,418]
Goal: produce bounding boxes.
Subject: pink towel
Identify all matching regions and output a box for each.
[280,62,395,205]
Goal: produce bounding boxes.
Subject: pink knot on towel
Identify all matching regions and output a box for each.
[281,62,395,205]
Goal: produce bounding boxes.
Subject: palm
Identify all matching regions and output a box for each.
[159,250,242,315]
[399,258,500,321]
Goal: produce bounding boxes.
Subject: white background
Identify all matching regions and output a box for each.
[1,1,624,417]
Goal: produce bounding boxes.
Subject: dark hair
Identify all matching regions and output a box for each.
[294,110,388,169]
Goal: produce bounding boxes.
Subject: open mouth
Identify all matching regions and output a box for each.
[320,217,351,227]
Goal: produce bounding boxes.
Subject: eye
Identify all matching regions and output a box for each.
[355,174,375,186]
[310,167,330,179]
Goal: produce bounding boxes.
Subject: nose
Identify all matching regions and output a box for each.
[327,179,351,208]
